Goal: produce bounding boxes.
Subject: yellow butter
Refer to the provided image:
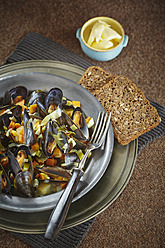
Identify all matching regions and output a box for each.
[102,26,122,41]
[91,40,114,50]
[87,20,109,45]
[87,20,122,50]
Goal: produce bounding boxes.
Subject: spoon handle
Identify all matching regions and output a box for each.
[44,167,84,241]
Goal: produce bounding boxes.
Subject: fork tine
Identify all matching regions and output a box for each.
[93,112,108,144]
[91,112,105,144]
[97,112,111,146]
[90,111,102,143]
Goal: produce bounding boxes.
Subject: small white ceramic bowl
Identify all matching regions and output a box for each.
[76,16,128,61]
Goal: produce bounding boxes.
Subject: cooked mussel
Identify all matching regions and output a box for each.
[0,169,11,193]
[45,88,63,113]
[52,121,69,154]
[4,148,34,197]
[0,105,22,122]
[14,170,34,197]
[28,90,47,106]
[3,113,21,129]
[36,100,47,118]
[15,145,33,177]
[43,120,69,156]
[28,91,48,118]
[62,96,74,110]
[39,166,71,181]
[0,151,20,184]
[58,112,88,142]
[62,152,80,170]
[24,108,34,147]
[71,107,89,140]
[43,120,57,157]
[3,86,28,105]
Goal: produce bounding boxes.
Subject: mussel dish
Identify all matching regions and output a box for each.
[0,86,94,197]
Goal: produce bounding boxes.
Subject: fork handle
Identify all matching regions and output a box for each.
[44,167,84,241]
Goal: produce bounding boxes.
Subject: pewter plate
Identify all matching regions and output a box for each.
[0,61,137,233]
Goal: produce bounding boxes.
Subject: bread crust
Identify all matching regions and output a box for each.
[78,67,161,145]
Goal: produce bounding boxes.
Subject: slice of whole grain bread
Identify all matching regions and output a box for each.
[77,66,115,93]
[94,75,161,145]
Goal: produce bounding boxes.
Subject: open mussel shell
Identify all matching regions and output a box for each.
[62,152,80,170]
[3,86,28,105]
[14,170,34,197]
[43,120,69,156]
[24,109,34,147]
[57,130,69,154]
[3,113,21,129]
[36,100,47,118]
[71,107,89,140]
[11,105,22,117]
[52,121,69,154]
[0,170,11,193]
[43,121,57,157]
[62,96,74,110]
[7,150,22,177]
[45,88,63,112]
[28,90,47,106]
[0,105,22,123]
[15,145,34,177]
[59,112,89,142]
[0,153,11,176]
[0,151,20,185]
[29,90,48,118]
[39,166,71,180]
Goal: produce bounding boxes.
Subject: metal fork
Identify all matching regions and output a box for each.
[45,111,111,241]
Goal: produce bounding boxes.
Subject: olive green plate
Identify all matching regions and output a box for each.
[0,61,137,233]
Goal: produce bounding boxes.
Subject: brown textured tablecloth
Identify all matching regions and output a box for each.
[0,1,164,248]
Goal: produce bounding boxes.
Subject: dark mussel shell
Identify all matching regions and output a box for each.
[62,96,74,110]
[6,150,21,180]
[29,91,47,118]
[57,130,69,154]
[0,105,22,122]
[28,90,47,106]
[52,121,69,154]
[36,100,47,118]
[15,145,33,177]
[39,166,71,180]
[3,113,21,129]
[73,137,87,151]
[0,151,20,184]
[24,109,34,147]
[71,107,89,140]
[3,86,28,105]
[0,153,12,193]
[43,120,57,157]
[63,152,80,170]
[58,112,88,142]
[0,170,11,193]
[11,105,22,118]
[14,170,34,197]
[45,88,63,112]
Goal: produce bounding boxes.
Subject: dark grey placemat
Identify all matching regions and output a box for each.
[5,32,93,69]
[2,32,165,248]
[13,218,95,248]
